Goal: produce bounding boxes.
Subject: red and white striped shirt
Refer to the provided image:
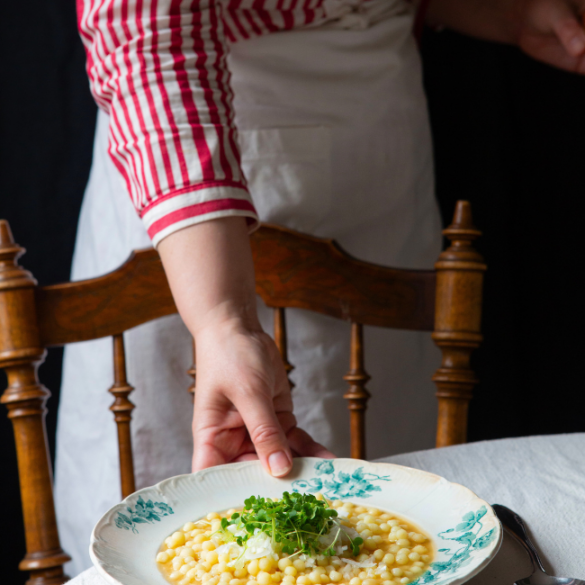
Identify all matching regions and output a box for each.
[77,0,366,245]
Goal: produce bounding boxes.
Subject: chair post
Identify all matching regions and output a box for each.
[0,220,70,584]
[432,202,486,447]
[343,322,371,459]
[109,333,136,499]
[273,308,295,390]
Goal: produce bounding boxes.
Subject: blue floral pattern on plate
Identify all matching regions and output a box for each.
[293,461,497,584]
[114,496,174,534]
[292,460,391,499]
[413,506,497,585]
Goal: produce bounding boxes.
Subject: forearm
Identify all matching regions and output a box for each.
[158,217,260,338]
[426,0,521,44]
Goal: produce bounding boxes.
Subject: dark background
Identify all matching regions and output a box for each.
[1,1,584,582]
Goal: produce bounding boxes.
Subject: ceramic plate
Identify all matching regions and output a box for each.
[91,458,502,585]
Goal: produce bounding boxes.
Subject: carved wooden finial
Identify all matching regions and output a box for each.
[443,200,482,243]
[0,219,36,290]
[449,200,477,231]
[436,201,485,271]
[0,219,16,246]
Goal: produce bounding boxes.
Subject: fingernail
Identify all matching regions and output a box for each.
[268,451,291,476]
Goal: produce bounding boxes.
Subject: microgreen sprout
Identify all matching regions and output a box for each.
[217,492,363,558]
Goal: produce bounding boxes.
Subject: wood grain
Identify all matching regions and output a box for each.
[252,226,436,330]
[36,248,176,347]
[35,226,436,350]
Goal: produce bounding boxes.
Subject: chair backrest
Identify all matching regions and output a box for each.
[0,200,485,585]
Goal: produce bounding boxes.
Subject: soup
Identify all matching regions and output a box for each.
[157,493,433,585]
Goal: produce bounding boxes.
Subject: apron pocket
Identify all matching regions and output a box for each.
[239,126,332,233]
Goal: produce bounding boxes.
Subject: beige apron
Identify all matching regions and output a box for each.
[55,0,442,575]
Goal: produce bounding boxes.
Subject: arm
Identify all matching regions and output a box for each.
[158,218,333,475]
[77,0,332,475]
[77,0,257,245]
[426,0,585,73]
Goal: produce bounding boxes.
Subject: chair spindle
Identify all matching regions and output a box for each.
[109,333,136,498]
[0,220,71,584]
[343,322,371,459]
[432,201,486,447]
[273,308,295,390]
[187,337,196,401]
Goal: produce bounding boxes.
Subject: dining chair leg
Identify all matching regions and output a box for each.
[0,220,70,585]
[432,202,486,447]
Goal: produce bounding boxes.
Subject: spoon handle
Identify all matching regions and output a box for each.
[492,504,547,574]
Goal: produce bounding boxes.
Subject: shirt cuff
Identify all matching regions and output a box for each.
[140,183,259,247]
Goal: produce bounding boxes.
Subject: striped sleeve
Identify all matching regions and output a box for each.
[77,0,258,247]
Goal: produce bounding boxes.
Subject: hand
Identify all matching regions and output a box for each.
[191,320,334,476]
[157,216,334,478]
[426,0,585,74]
[516,0,585,73]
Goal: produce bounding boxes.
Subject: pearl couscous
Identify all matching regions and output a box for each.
[157,494,432,585]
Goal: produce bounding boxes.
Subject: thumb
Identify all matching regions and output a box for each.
[549,1,585,56]
[232,389,293,477]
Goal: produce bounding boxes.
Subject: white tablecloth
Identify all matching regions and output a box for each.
[68,433,585,584]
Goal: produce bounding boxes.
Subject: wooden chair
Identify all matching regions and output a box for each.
[0,200,485,585]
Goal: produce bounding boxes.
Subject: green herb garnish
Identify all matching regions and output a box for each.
[218,492,363,558]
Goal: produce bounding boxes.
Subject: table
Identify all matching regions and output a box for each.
[68,433,585,584]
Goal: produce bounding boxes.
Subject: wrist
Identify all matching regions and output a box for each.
[192,300,262,340]
[159,216,260,337]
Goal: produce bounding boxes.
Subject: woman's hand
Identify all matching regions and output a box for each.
[516,0,585,73]
[192,320,333,475]
[427,0,585,74]
[158,216,333,477]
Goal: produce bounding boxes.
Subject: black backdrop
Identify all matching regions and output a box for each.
[1,1,584,582]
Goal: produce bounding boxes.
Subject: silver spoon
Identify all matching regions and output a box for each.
[492,504,584,585]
